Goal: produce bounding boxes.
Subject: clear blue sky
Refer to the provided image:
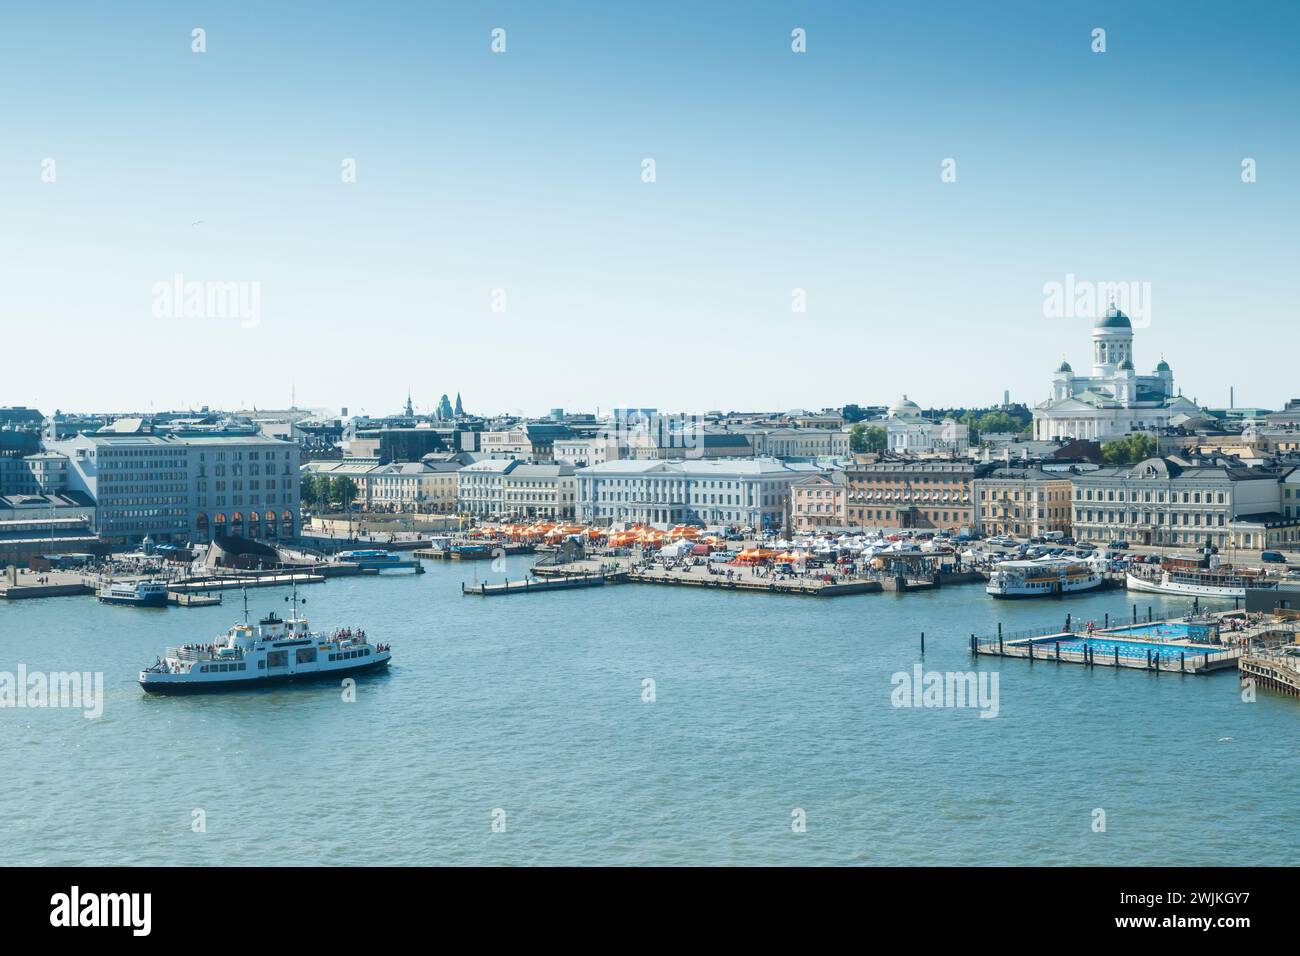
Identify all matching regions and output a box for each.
[2,1,1296,417]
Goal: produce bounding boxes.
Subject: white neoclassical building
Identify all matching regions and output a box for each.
[1032,306,1201,441]
[883,397,969,456]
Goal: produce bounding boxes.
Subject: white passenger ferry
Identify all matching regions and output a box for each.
[986,557,1105,599]
[1125,558,1271,600]
[98,580,169,607]
[139,591,391,694]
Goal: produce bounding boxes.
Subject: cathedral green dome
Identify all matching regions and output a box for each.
[1155,359,1170,372]
[1095,305,1132,329]
[1056,360,1073,373]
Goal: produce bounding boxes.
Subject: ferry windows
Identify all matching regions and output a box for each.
[295,648,317,665]
[267,651,288,668]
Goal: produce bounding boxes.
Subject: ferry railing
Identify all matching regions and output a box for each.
[166,646,244,663]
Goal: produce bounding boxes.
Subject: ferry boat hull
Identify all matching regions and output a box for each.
[139,655,389,694]
[98,588,169,608]
[986,559,1106,599]
[1124,571,1246,599]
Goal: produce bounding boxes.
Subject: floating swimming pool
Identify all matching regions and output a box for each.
[1029,634,1223,661]
[1106,621,1215,642]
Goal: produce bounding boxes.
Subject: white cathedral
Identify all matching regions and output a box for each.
[1032,305,1201,441]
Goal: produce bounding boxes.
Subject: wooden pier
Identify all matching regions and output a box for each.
[0,582,93,600]
[463,573,619,596]
[1239,654,1300,697]
[167,591,223,607]
[169,573,325,592]
[416,544,535,561]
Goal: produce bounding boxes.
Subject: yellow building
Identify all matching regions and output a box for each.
[975,467,1074,539]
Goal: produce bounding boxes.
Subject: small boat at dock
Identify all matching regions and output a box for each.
[986,557,1105,599]
[97,580,169,607]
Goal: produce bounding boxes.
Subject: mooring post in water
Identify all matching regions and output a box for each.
[999,635,1004,656]
[920,631,925,656]
[1105,612,1110,628]
[970,634,975,655]
[1055,639,1061,661]
[1148,606,1152,622]
[1133,604,1137,624]
[1114,647,1119,667]
[998,622,1003,640]
[1155,653,1161,674]
[1194,596,1200,615]
[1146,649,1152,669]
[1180,652,1185,673]
[1028,641,1033,662]
[1065,612,1072,633]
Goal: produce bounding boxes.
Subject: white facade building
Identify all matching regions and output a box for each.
[1033,306,1201,441]
[882,397,969,456]
[576,458,818,530]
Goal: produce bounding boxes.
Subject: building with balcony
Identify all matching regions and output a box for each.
[844,460,990,532]
[974,467,1074,538]
[1069,457,1283,548]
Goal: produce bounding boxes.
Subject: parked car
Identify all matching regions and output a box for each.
[1108,540,1130,549]
[1262,550,1288,564]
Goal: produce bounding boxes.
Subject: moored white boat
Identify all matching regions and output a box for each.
[98,580,169,607]
[986,557,1105,599]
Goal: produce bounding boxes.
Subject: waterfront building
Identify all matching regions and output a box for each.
[368,461,461,513]
[455,459,575,519]
[1069,456,1283,548]
[457,458,519,517]
[844,460,989,532]
[502,463,576,519]
[46,423,300,546]
[576,458,816,529]
[790,471,848,531]
[1032,306,1201,440]
[882,397,969,456]
[974,467,1074,539]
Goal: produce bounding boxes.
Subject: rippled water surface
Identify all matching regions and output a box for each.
[2,556,1295,865]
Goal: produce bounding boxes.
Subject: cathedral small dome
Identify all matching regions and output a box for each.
[888,395,922,417]
[1095,305,1132,329]
[1056,360,1073,374]
[1155,358,1170,372]
[1119,358,1135,371]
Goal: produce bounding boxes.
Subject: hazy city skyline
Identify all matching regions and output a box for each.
[4,1,1296,415]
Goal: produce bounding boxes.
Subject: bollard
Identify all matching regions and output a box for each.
[1105,612,1110,628]
[1146,649,1152,669]
[1114,647,1119,667]
[921,631,925,656]
[999,635,1004,656]
[1147,606,1152,622]
[1065,613,1072,633]
[1133,604,1137,624]
[1055,640,1061,661]
[1180,652,1185,673]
